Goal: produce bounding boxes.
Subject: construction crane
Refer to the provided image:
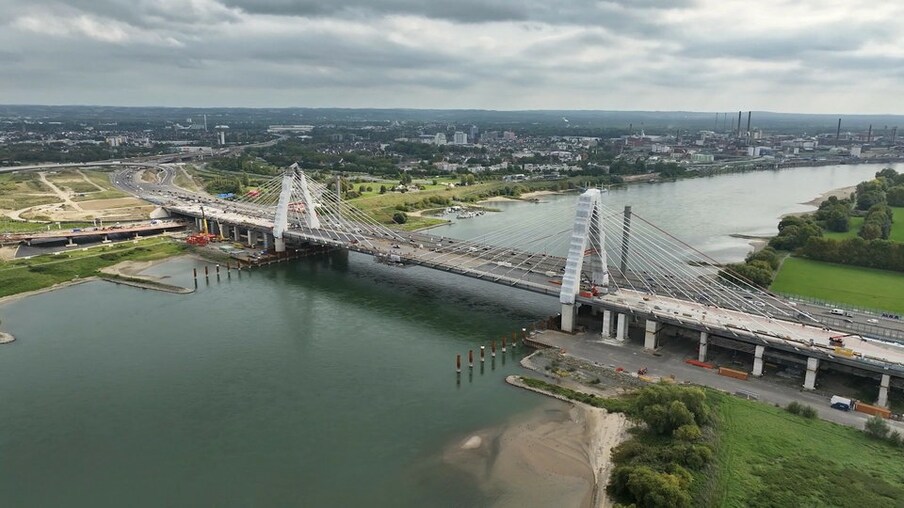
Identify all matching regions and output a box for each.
[186,205,217,246]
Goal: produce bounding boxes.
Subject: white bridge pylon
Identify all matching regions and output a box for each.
[560,188,609,332]
[274,163,320,252]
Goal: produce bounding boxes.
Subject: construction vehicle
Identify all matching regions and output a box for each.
[828,333,857,348]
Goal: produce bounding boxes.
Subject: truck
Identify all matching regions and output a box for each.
[830,395,855,411]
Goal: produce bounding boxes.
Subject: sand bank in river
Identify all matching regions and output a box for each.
[802,185,856,207]
[443,392,630,508]
[520,190,563,200]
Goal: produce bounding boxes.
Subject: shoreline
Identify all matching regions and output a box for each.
[0,277,99,306]
[444,348,637,508]
[0,253,199,306]
[506,375,632,508]
[801,185,856,207]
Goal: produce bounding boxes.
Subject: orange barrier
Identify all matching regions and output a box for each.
[856,402,891,419]
[685,359,715,369]
[718,367,749,381]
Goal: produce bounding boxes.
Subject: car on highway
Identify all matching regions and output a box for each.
[867,318,879,324]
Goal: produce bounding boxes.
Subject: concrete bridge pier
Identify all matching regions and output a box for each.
[878,374,891,407]
[246,229,256,247]
[216,221,224,238]
[803,357,819,390]
[561,303,576,333]
[615,313,628,342]
[752,345,765,377]
[275,236,286,253]
[643,319,661,350]
[601,310,613,338]
[263,233,271,250]
[233,226,240,242]
[698,332,709,362]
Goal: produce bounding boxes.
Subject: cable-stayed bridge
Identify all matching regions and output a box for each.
[160,164,904,403]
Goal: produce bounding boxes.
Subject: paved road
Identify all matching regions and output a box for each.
[532,330,904,432]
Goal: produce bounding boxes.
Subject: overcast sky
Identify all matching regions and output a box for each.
[2,0,903,113]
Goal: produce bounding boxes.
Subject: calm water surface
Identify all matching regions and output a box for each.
[0,163,898,506]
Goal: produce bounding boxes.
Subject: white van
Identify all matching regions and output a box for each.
[830,309,845,316]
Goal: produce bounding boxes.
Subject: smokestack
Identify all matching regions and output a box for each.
[893,127,898,144]
[836,118,842,142]
[676,129,680,144]
[737,111,742,137]
[746,111,752,144]
[867,124,872,143]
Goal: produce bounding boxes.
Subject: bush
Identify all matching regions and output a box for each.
[799,405,818,419]
[865,416,890,440]
[609,465,692,508]
[674,424,702,442]
[391,212,408,224]
[786,401,803,415]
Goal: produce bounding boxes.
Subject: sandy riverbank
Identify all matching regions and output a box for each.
[0,331,15,344]
[520,190,563,200]
[478,195,520,203]
[802,185,856,207]
[443,376,630,508]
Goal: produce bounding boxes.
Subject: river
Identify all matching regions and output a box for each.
[0,162,899,506]
[442,162,904,262]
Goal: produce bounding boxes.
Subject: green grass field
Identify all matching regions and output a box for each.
[771,257,904,313]
[713,392,904,507]
[0,238,185,298]
[822,207,904,241]
[822,216,864,240]
[891,207,904,242]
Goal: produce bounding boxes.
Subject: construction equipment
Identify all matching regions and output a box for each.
[186,205,218,246]
[828,333,857,348]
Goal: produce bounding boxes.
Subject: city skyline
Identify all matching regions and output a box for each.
[2,0,904,113]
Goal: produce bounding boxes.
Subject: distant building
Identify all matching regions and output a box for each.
[850,146,862,158]
[453,131,468,145]
[691,153,714,163]
[434,133,447,146]
[268,125,315,133]
[503,131,516,141]
[469,125,479,143]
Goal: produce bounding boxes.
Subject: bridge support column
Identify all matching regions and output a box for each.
[217,222,224,238]
[263,234,270,250]
[246,229,255,247]
[615,313,628,342]
[560,303,576,333]
[752,345,765,377]
[233,226,239,242]
[275,237,286,253]
[878,374,891,408]
[698,332,708,362]
[66,237,75,247]
[643,318,660,350]
[602,310,613,338]
[803,357,819,390]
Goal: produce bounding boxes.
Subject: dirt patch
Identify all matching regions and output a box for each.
[78,198,148,211]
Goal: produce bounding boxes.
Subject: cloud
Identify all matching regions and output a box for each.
[1,0,903,112]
